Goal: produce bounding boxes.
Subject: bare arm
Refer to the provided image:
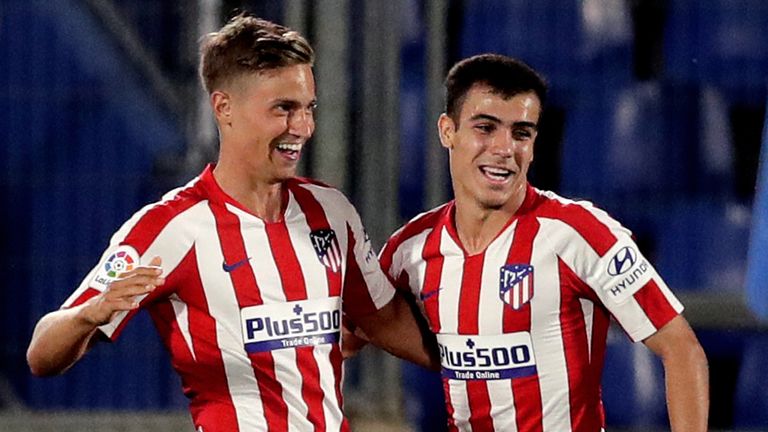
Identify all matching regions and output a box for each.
[27,257,164,376]
[643,315,709,432]
[351,292,440,371]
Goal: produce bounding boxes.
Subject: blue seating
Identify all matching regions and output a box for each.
[402,362,448,432]
[601,329,667,428]
[733,334,768,428]
[664,0,768,91]
[654,199,750,292]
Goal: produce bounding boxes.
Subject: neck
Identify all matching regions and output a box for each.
[453,186,527,255]
[213,158,285,222]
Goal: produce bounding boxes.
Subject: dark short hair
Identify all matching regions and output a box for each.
[445,54,548,122]
[199,13,314,94]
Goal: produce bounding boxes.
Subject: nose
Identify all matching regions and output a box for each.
[288,109,315,139]
[488,131,515,157]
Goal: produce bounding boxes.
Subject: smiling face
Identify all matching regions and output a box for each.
[439,84,541,212]
[212,63,317,184]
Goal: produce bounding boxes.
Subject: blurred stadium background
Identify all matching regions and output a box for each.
[1,0,767,430]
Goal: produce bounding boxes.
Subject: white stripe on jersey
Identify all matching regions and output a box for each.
[483,223,519,431]
[447,380,472,431]
[273,349,313,432]
[283,191,343,431]
[529,221,572,432]
[170,293,195,361]
[488,383,518,432]
[225,203,281,303]
[437,228,464,335]
[282,192,332,299]
[580,299,595,361]
[481,222,517,335]
[391,229,431,299]
[100,201,206,337]
[313,344,344,431]
[64,181,200,310]
[303,183,393,309]
[543,217,663,342]
[196,204,266,431]
[229,202,313,432]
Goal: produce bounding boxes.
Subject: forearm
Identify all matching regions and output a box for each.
[663,344,709,432]
[27,306,102,376]
[356,294,440,370]
[645,316,710,432]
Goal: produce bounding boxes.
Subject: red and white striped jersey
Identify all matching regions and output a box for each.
[62,165,395,432]
[380,185,683,432]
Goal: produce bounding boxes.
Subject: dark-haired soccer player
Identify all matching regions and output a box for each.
[380,54,708,431]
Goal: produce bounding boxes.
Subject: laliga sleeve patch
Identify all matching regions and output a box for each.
[601,245,653,304]
[89,245,140,291]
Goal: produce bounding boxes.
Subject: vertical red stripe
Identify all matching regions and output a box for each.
[421,225,444,332]
[289,183,343,297]
[341,225,379,320]
[558,259,602,432]
[589,305,611,430]
[210,203,288,431]
[503,217,544,432]
[287,184,349,429]
[443,380,460,432]
[265,220,326,431]
[633,280,679,330]
[458,254,494,431]
[265,221,308,301]
[164,247,239,431]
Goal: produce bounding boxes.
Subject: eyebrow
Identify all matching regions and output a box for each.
[468,114,538,130]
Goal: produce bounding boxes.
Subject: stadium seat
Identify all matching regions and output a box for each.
[733,334,768,428]
[601,328,667,428]
[654,199,750,292]
[664,0,768,91]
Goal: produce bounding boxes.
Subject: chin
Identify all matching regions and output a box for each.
[477,195,509,210]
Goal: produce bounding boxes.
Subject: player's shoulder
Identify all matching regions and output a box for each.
[289,177,355,211]
[121,175,208,231]
[139,176,208,219]
[530,187,629,253]
[531,188,619,226]
[386,202,451,249]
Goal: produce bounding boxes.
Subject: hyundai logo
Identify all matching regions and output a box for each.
[607,246,637,276]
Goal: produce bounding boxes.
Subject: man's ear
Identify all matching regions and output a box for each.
[438,113,456,150]
[211,90,232,126]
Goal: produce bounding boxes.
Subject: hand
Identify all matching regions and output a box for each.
[80,256,164,326]
[341,318,370,359]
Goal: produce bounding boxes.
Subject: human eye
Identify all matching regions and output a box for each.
[512,127,534,140]
[474,123,495,134]
[273,101,294,114]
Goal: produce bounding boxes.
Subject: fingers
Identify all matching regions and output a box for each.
[148,255,162,268]
[81,256,166,326]
[117,255,164,279]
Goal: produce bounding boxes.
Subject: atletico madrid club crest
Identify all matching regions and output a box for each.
[499,264,534,310]
[310,229,342,273]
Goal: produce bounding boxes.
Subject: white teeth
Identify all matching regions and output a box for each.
[277,143,302,152]
[481,167,511,177]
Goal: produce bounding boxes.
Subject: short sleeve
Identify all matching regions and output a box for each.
[340,208,396,320]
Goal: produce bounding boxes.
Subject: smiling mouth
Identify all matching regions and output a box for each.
[275,142,303,160]
[479,166,514,182]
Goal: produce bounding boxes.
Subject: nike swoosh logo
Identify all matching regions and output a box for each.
[420,287,443,301]
[222,257,251,272]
